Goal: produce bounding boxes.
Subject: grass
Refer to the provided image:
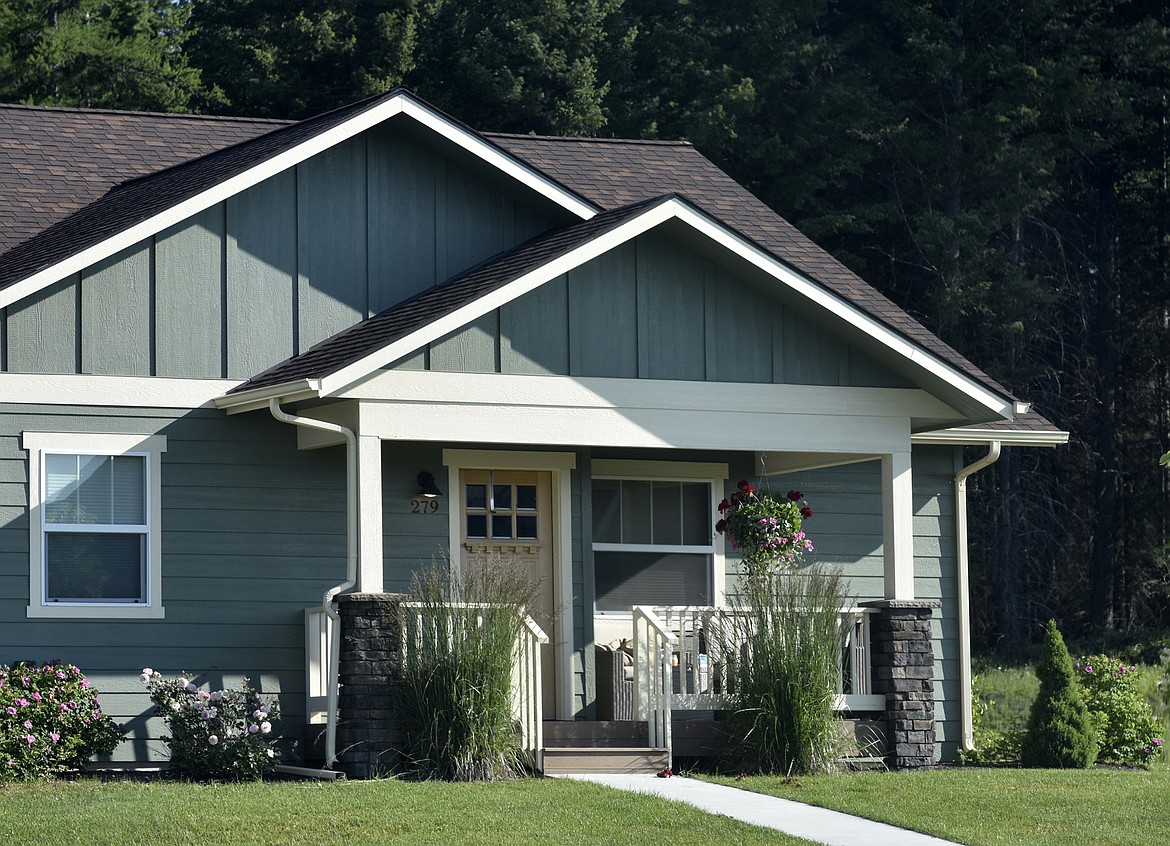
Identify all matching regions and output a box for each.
[0,777,820,846]
[706,768,1170,846]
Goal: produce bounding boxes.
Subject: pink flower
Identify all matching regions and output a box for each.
[5,707,15,716]
[49,732,60,744]
[55,670,66,679]
[208,735,219,746]
[1154,738,1163,747]
[1085,665,1094,674]
[24,734,35,745]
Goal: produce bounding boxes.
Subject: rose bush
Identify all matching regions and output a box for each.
[143,669,281,780]
[0,659,124,780]
[1075,654,1165,765]
[716,481,813,575]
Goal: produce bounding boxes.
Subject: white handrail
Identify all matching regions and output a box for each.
[399,601,548,772]
[632,605,675,768]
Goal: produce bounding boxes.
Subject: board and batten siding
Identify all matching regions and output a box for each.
[0,123,565,381]
[710,445,961,760]
[413,229,915,389]
[0,404,350,762]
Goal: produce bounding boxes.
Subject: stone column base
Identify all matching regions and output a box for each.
[860,600,940,770]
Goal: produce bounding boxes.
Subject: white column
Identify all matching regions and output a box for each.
[882,450,915,600]
[356,434,384,593]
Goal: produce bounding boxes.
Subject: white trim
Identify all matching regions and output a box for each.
[1,373,242,409]
[22,432,167,619]
[270,196,1017,419]
[882,451,915,601]
[590,459,728,612]
[441,448,576,719]
[356,434,384,593]
[1,93,596,313]
[912,427,1069,447]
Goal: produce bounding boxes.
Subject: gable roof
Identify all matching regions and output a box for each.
[0,89,595,310]
[0,90,1060,436]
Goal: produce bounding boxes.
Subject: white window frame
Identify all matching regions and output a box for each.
[591,459,728,615]
[22,432,167,619]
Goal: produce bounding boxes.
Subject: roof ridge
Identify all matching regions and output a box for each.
[483,131,693,148]
[0,102,292,125]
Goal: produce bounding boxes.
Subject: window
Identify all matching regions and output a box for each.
[23,433,167,618]
[591,460,727,612]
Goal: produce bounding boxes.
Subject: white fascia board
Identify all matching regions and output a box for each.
[1,93,595,312]
[317,200,684,395]
[0,373,241,409]
[398,99,597,219]
[912,427,1070,447]
[342,369,958,419]
[664,204,1015,419]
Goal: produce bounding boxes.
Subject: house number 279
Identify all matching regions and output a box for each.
[410,499,439,514]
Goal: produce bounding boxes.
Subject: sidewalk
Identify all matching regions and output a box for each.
[561,773,963,846]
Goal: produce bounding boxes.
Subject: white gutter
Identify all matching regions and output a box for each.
[955,441,1001,750]
[269,398,358,769]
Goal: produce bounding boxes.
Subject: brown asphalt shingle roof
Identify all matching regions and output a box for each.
[0,90,1055,430]
[0,104,287,255]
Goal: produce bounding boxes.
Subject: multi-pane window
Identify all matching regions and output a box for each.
[464,474,540,541]
[591,476,717,611]
[23,433,166,618]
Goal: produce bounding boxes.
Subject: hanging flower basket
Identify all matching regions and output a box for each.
[716,480,813,575]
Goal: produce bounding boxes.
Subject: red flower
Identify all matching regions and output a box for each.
[742,484,756,495]
[715,519,727,533]
[787,490,803,501]
[718,499,730,513]
[801,506,813,519]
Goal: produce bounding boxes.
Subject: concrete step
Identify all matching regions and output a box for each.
[541,746,669,775]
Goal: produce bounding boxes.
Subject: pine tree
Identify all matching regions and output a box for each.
[1021,620,1098,768]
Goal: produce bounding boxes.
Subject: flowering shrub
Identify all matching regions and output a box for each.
[142,669,281,780]
[0,660,124,780]
[716,481,813,574]
[1075,654,1165,765]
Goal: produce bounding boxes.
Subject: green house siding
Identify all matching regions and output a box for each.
[0,122,565,381]
[0,404,350,761]
[419,229,915,388]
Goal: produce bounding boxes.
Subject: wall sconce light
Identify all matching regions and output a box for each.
[417,471,443,499]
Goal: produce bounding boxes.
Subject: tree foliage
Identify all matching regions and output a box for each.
[1021,620,1098,768]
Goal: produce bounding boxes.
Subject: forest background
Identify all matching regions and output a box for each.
[3,0,1169,654]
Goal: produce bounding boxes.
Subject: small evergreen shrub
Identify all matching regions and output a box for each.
[1074,654,1164,765]
[395,557,541,781]
[143,670,281,780]
[0,659,124,780]
[1021,620,1098,768]
[726,564,849,775]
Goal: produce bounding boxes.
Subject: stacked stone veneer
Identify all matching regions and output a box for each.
[861,599,940,770]
[336,593,406,779]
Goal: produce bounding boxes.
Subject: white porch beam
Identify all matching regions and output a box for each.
[356,434,384,593]
[882,451,916,600]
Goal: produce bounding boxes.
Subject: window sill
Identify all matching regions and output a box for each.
[26,604,165,620]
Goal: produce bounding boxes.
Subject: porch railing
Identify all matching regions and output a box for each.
[632,605,676,766]
[635,605,882,714]
[399,601,549,772]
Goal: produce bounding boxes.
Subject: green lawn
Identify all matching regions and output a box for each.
[0,777,818,846]
[706,767,1170,846]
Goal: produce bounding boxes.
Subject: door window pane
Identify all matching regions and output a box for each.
[491,515,513,539]
[493,485,512,510]
[516,485,537,510]
[466,514,487,538]
[516,515,538,539]
[466,484,487,509]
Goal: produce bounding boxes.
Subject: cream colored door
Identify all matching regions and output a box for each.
[460,469,554,717]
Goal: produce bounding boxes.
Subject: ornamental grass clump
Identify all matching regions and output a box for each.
[142,670,281,780]
[0,660,124,780]
[1074,654,1164,765]
[1021,620,1098,768]
[395,557,541,781]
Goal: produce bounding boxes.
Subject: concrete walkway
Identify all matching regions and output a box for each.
[561,773,962,846]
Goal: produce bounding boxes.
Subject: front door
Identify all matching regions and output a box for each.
[460,469,555,717]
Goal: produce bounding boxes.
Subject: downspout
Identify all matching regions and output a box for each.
[955,441,1001,750]
[269,398,357,769]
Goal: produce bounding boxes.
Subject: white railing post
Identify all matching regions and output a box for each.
[632,605,676,768]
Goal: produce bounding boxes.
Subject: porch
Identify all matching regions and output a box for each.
[309,595,936,776]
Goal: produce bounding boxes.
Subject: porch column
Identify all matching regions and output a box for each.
[881,451,915,600]
[861,599,940,770]
[336,593,404,778]
[357,434,383,593]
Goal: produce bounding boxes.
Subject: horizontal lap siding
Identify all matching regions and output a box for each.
[0,405,348,762]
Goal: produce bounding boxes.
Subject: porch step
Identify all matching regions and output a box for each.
[541,746,669,775]
[543,720,649,748]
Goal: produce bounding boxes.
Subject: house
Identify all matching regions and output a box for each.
[0,89,1066,774]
